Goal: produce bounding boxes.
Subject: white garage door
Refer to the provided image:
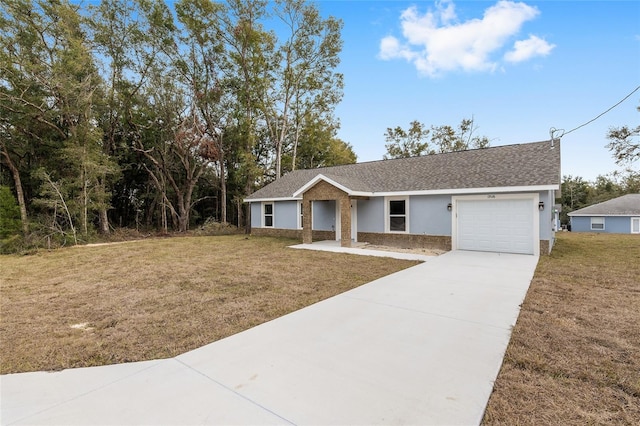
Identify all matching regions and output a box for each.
[457,198,534,255]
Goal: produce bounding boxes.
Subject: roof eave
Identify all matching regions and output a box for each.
[247,184,559,202]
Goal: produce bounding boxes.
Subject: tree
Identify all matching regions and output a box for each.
[217,0,273,230]
[174,0,228,223]
[384,117,490,159]
[1,0,115,241]
[606,105,639,165]
[262,0,344,179]
[290,119,356,169]
[0,186,22,239]
[90,0,169,233]
[431,117,490,153]
[383,120,431,159]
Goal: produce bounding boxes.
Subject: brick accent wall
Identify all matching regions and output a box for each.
[302,180,351,247]
[540,239,551,255]
[357,232,452,251]
[251,229,552,255]
[251,228,336,241]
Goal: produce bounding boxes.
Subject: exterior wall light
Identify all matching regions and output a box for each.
[538,201,545,211]
[447,203,452,211]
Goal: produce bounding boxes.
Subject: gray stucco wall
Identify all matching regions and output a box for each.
[357,197,384,233]
[250,202,262,228]
[409,195,452,235]
[570,216,636,234]
[249,190,558,243]
[313,200,336,231]
[274,200,298,230]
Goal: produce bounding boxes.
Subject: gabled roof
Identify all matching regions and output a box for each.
[568,194,640,216]
[246,140,561,201]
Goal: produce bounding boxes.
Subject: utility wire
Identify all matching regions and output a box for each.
[551,85,640,139]
[558,84,640,138]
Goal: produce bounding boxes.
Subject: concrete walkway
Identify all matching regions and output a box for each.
[1,248,538,426]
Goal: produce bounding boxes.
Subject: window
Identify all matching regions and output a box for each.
[590,217,604,230]
[632,217,640,234]
[263,203,273,227]
[299,201,304,229]
[387,198,408,232]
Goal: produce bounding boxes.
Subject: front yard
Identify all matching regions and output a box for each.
[1,232,637,424]
[0,235,418,374]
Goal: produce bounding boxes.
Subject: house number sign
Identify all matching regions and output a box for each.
[487,195,496,199]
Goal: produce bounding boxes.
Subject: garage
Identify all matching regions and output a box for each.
[455,196,536,255]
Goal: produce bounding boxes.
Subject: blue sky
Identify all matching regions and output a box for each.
[315,0,640,181]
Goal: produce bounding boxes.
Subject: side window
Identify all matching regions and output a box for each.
[590,217,604,230]
[299,201,304,229]
[264,203,273,227]
[388,198,408,232]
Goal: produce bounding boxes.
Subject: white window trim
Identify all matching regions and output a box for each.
[631,217,640,234]
[384,196,409,233]
[590,217,605,231]
[262,202,274,228]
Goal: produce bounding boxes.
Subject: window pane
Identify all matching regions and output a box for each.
[264,204,273,214]
[389,200,405,215]
[265,216,273,227]
[390,217,406,232]
[591,217,604,230]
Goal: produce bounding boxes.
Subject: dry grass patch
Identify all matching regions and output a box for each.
[483,232,640,425]
[0,235,419,374]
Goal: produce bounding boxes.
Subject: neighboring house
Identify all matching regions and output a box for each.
[568,194,640,234]
[245,140,561,256]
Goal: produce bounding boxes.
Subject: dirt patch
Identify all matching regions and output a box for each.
[361,243,446,256]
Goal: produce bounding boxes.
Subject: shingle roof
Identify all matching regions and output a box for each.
[568,194,640,216]
[246,140,561,200]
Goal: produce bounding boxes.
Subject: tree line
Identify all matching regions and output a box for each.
[0,0,354,248]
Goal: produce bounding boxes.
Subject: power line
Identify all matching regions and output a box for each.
[551,84,640,139]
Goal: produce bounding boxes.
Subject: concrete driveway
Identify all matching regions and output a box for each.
[1,249,538,426]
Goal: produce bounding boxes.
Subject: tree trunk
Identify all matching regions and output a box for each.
[0,146,29,234]
[99,208,110,234]
[219,158,227,224]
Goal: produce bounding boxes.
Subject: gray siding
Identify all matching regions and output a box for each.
[409,195,452,235]
[313,200,336,231]
[250,202,262,228]
[357,198,384,233]
[250,190,557,242]
[571,216,636,234]
[274,201,298,230]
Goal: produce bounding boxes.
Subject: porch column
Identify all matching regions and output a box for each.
[340,195,351,247]
[302,197,312,244]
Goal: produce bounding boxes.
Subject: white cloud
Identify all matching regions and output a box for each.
[505,35,555,62]
[378,0,552,77]
[379,36,416,61]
